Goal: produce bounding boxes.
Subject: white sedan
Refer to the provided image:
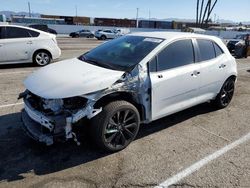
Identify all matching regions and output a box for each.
[20,32,237,151]
[0,25,61,66]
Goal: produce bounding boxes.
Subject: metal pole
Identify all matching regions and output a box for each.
[28,2,31,17]
[196,0,200,26]
[136,8,139,28]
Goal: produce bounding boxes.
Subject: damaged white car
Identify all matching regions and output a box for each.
[20,32,237,152]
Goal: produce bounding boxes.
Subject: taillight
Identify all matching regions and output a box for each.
[52,37,57,44]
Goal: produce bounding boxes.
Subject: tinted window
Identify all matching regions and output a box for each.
[0,27,2,39]
[79,36,163,71]
[28,30,40,37]
[213,42,224,57]
[5,27,31,39]
[197,39,215,61]
[157,39,194,71]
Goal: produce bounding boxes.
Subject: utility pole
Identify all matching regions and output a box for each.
[149,10,151,20]
[28,2,31,17]
[136,8,139,28]
[75,5,78,17]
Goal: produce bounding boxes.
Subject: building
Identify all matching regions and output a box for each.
[11,16,65,25]
[0,14,6,22]
[138,20,173,29]
[94,18,136,27]
[41,14,90,25]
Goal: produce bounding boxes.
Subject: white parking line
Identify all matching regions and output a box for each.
[0,71,32,76]
[0,102,24,109]
[156,131,250,188]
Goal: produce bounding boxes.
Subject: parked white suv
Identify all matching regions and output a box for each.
[20,32,237,152]
[95,29,121,40]
[0,25,61,66]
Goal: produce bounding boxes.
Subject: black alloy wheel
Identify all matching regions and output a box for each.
[214,78,235,108]
[91,101,140,152]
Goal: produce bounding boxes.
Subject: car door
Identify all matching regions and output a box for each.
[150,39,201,121]
[105,30,113,39]
[194,39,226,102]
[79,30,84,37]
[0,26,33,63]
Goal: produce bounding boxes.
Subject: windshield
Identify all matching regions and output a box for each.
[79,35,163,71]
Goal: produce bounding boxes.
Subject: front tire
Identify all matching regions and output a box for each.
[213,78,235,109]
[91,101,140,152]
[33,51,51,66]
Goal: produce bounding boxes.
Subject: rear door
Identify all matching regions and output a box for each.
[150,39,201,120]
[0,26,33,63]
[195,39,226,101]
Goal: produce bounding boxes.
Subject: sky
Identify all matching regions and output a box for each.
[0,0,249,22]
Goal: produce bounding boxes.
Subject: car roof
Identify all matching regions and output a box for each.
[129,31,220,41]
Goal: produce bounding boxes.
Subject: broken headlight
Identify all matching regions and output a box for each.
[63,97,88,110]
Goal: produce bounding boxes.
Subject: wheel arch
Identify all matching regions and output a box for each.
[93,91,146,121]
[33,49,52,60]
[227,75,237,81]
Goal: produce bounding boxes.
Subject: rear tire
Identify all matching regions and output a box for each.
[33,51,51,66]
[213,78,235,109]
[100,35,106,40]
[91,101,140,152]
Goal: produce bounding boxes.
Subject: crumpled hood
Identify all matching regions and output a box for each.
[24,58,124,99]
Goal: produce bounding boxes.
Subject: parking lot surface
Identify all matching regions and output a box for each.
[0,37,250,188]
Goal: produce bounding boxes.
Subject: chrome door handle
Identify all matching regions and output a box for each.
[27,41,33,44]
[219,64,226,69]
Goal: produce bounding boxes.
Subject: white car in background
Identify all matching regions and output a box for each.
[95,29,122,40]
[0,25,61,66]
[20,32,237,152]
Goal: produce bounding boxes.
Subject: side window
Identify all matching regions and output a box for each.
[149,56,157,72]
[197,39,215,61]
[157,39,194,71]
[28,30,40,37]
[0,27,2,39]
[213,42,224,57]
[5,27,31,39]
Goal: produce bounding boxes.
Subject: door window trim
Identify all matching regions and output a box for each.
[148,38,197,73]
[194,38,224,63]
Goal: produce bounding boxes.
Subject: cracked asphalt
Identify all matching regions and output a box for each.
[0,37,250,188]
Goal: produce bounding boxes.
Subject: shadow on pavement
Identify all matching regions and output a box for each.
[0,63,36,69]
[0,103,217,182]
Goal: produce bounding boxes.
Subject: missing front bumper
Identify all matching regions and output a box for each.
[21,110,54,145]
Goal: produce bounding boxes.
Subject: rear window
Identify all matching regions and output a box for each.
[197,39,216,62]
[213,42,224,57]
